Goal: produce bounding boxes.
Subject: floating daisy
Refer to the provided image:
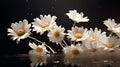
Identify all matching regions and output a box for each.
[66,10,89,23]
[28,42,55,67]
[7,19,31,43]
[70,44,83,58]
[103,36,120,52]
[32,14,57,35]
[63,43,83,59]
[29,42,49,54]
[63,43,85,66]
[47,25,66,44]
[67,26,89,42]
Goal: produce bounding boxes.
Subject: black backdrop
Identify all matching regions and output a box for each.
[1,0,120,67]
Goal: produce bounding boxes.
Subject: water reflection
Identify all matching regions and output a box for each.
[27,49,120,67]
[29,50,48,67]
[3,49,120,67]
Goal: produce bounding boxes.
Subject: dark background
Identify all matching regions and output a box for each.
[1,0,120,67]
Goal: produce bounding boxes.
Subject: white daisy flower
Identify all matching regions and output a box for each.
[32,14,57,35]
[88,28,108,48]
[7,19,31,43]
[47,25,65,44]
[82,38,104,54]
[63,43,84,59]
[67,26,89,42]
[29,42,49,54]
[103,36,120,52]
[103,18,120,33]
[82,38,98,53]
[82,28,109,53]
[66,10,89,23]
[28,42,50,66]
[63,43,84,66]
[69,44,84,58]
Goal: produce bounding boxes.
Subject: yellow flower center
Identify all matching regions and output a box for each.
[41,22,50,28]
[106,42,114,48]
[54,31,60,37]
[16,28,25,36]
[89,48,97,52]
[74,33,83,38]
[92,37,97,42]
[36,47,43,53]
[72,49,80,56]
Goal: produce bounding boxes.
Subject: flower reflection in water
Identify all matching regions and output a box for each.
[28,42,50,67]
[28,50,48,67]
[28,49,120,67]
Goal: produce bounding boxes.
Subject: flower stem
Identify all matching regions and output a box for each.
[45,44,56,53]
[63,40,68,46]
[28,36,43,43]
[28,36,55,53]
[59,43,64,49]
[72,22,76,27]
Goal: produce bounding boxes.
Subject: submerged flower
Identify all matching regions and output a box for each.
[66,10,89,23]
[103,18,120,33]
[32,14,57,35]
[47,25,65,44]
[7,19,31,43]
[67,26,89,42]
